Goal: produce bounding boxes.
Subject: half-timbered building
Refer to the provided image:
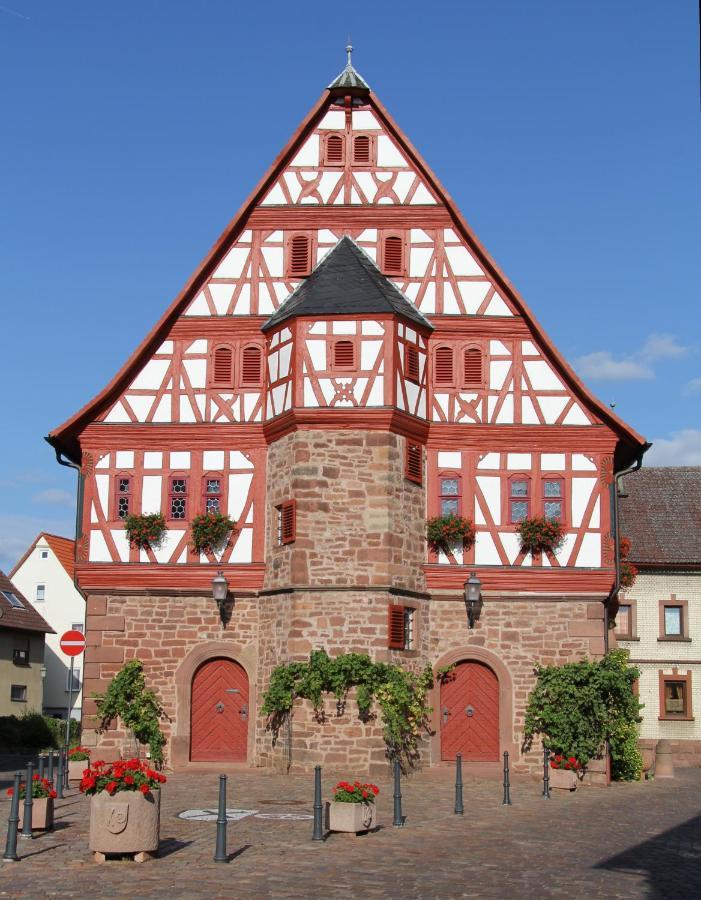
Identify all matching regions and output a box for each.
[48,52,647,772]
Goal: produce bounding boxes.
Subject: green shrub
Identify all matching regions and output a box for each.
[0,713,79,751]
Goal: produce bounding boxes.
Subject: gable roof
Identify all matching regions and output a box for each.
[262,237,433,333]
[10,532,76,582]
[46,69,647,466]
[619,467,701,566]
[0,571,54,634]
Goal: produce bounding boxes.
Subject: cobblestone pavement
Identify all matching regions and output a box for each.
[0,763,700,899]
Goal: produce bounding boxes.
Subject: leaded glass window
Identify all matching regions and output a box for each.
[118,477,131,519]
[205,478,221,514]
[439,476,460,516]
[510,479,530,523]
[170,478,187,519]
[543,479,563,520]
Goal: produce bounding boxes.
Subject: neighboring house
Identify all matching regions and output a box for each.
[10,534,84,720]
[46,54,647,773]
[617,467,701,767]
[0,571,53,716]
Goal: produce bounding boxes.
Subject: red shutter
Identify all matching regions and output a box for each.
[289,235,311,276]
[326,134,344,164]
[241,346,262,385]
[334,340,355,368]
[406,345,420,381]
[383,236,403,275]
[213,346,233,385]
[406,442,422,485]
[353,135,371,164]
[281,500,296,545]
[463,348,482,386]
[434,347,454,385]
[388,605,406,649]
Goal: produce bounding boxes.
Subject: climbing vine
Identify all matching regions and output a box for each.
[261,650,447,768]
[93,660,167,767]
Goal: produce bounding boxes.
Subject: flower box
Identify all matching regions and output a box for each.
[89,788,161,856]
[69,760,89,782]
[328,800,377,833]
[549,768,577,791]
[18,797,54,831]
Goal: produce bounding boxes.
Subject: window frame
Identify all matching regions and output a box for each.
[405,441,423,486]
[462,344,484,389]
[35,584,46,604]
[323,132,345,166]
[380,232,406,277]
[66,666,81,692]
[40,550,49,560]
[508,474,531,524]
[1,590,25,610]
[438,471,462,517]
[433,345,455,388]
[541,474,566,524]
[285,232,314,278]
[239,343,264,388]
[201,473,225,516]
[113,473,132,521]
[387,604,417,651]
[210,343,235,389]
[658,596,690,642]
[12,637,30,667]
[10,684,27,703]
[276,500,296,546]
[168,474,189,523]
[659,670,693,721]
[614,599,638,640]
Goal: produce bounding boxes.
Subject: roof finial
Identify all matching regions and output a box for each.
[346,41,353,68]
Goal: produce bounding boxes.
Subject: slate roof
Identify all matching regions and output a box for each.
[10,532,75,582]
[618,467,701,566]
[0,571,54,634]
[328,61,370,90]
[261,237,433,333]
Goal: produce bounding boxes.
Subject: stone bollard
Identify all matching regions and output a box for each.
[655,740,675,778]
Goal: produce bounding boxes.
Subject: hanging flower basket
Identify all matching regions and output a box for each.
[124,514,167,550]
[426,515,476,553]
[516,516,565,554]
[620,561,638,590]
[191,512,238,554]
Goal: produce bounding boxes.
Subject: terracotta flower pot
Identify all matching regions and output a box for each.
[328,800,377,833]
[89,789,161,855]
[18,797,54,831]
[69,759,89,782]
[549,768,578,791]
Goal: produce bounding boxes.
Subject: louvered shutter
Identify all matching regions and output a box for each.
[434,347,454,384]
[241,346,262,385]
[289,235,311,277]
[326,134,344,164]
[281,500,296,545]
[353,134,371,164]
[383,236,403,275]
[213,346,233,385]
[406,442,422,485]
[406,345,420,381]
[463,348,482,386]
[388,605,406,649]
[334,340,355,368]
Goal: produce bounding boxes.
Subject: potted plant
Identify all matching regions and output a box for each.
[191,512,238,554]
[124,513,167,550]
[11,774,57,830]
[80,758,166,861]
[426,515,476,554]
[328,780,379,834]
[516,516,565,555]
[68,745,91,782]
[548,754,581,791]
[619,536,637,590]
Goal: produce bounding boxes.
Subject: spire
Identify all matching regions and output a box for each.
[328,43,370,91]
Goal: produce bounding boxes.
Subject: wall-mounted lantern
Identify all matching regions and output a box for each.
[211,571,231,625]
[464,572,482,629]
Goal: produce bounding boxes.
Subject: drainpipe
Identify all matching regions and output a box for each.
[51,446,86,601]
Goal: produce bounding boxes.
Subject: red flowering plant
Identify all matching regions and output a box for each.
[549,754,582,771]
[78,758,166,797]
[332,780,380,804]
[68,745,91,762]
[619,536,637,590]
[7,774,57,800]
[516,516,565,554]
[426,515,476,554]
[124,513,167,550]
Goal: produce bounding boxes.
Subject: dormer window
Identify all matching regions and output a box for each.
[352,134,372,164]
[212,345,234,387]
[333,340,355,369]
[241,345,263,387]
[324,133,345,165]
[382,235,404,276]
[287,233,312,277]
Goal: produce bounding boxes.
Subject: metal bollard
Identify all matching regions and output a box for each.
[56,750,64,800]
[20,763,34,839]
[392,758,404,827]
[3,772,22,861]
[502,751,512,806]
[47,751,54,788]
[63,747,70,791]
[454,752,464,815]
[213,775,228,863]
[312,766,324,841]
[38,754,46,781]
[542,748,551,799]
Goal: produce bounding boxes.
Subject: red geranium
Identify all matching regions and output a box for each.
[333,779,380,804]
[78,758,166,797]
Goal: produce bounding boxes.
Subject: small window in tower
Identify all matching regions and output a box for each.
[117,477,131,519]
[324,133,345,165]
[353,134,371,164]
[241,345,263,386]
[388,605,415,650]
[204,478,222,514]
[405,442,423,485]
[463,348,483,387]
[277,500,296,545]
[212,345,234,386]
[406,345,420,382]
[434,346,454,385]
[288,234,312,277]
[170,478,188,520]
[334,340,355,369]
[382,235,404,276]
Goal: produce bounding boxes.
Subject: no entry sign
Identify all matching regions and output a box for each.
[59,629,86,657]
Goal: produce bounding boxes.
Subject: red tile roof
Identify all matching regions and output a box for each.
[619,467,701,566]
[0,571,54,634]
[10,532,75,582]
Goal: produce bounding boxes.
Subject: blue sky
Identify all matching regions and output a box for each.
[0,1,699,570]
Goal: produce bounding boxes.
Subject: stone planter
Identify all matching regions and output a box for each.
[549,768,578,791]
[328,800,377,833]
[89,789,161,858]
[18,797,54,831]
[69,759,89,782]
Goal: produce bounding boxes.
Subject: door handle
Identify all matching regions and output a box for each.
[215,701,224,714]
[239,704,248,721]
[465,705,474,718]
[442,707,450,725]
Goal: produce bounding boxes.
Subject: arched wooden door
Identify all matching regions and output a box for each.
[440,661,499,762]
[190,658,249,762]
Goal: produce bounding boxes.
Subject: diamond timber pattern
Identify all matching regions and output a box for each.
[190,658,249,762]
[440,661,499,762]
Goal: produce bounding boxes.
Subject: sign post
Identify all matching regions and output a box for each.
[59,630,86,749]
